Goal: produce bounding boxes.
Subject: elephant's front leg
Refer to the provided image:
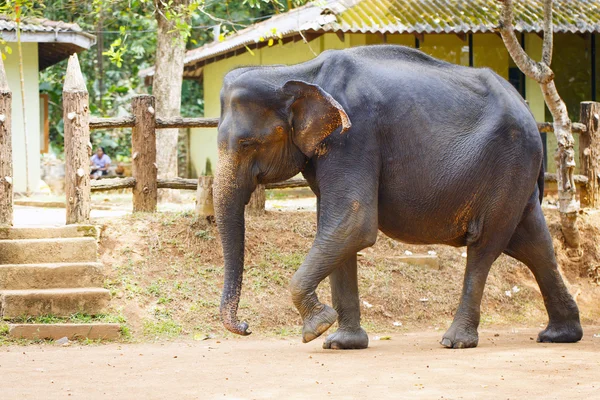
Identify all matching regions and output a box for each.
[323,253,369,349]
[290,202,377,343]
[290,245,343,343]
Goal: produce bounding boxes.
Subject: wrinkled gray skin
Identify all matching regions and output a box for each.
[214,45,583,350]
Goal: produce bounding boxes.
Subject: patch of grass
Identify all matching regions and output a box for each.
[195,230,215,240]
[261,249,305,270]
[189,299,219,311]
[120,325,132,340]
[147,280,163,297]
[142,319,182,339]
[9,312,127,325]
[0,322,9,335]
[275,326,301,336]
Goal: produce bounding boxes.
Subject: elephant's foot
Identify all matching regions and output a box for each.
[302,304,338,343]
[537,320,583,343]
[323,327,369,350]
[441,321,479,349]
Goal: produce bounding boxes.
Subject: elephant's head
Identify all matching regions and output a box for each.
[214,72,351,336]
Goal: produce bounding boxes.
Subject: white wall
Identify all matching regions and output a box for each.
[4,42,41,193]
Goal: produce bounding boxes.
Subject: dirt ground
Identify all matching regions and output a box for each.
[2,328,600,399]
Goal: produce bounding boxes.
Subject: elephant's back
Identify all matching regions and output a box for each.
[328,47,543,246]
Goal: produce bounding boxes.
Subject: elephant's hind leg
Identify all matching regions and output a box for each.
[323,253,369,349]
[441,243,505,349]
[504,201,582,343]
[441,215,520,349]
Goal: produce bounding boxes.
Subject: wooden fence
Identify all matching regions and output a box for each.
[0,53,599,226]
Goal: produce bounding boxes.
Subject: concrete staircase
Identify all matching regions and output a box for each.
[0,225,120,340]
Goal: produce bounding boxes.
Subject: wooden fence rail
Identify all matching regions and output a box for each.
[89,116,219,130]
[91,176,309,192]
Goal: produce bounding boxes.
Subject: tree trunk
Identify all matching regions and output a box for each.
[153,0,190,203]
[579,102,600,208]
[0,56,12,226]
[63,55,91,225]
[196,176,214,217]
[498,0,580,247]
[246,185,266,214]
[540,81,580,247]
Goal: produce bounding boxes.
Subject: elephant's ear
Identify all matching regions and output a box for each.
[283,80,351,157]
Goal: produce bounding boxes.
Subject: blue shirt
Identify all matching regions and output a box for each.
[91,154,111,168]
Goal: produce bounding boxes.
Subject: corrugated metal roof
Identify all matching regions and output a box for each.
[184,3,336,66]
[0,15,96,70]
[0,15,94,38]
[152,0,600,77]
[338,0,600,34]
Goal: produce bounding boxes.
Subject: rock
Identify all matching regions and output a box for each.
[56,337,69,345]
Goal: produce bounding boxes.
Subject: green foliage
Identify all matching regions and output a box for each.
[0,0,45,61]
[0,37,12,60]
[0,0,45,19]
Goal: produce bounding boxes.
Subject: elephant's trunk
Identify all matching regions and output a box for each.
[214,154,252,336]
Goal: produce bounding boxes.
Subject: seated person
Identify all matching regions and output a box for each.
[90,147,111,179]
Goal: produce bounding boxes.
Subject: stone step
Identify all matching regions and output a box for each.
[0,288,110,319]
[8,323,121,341]
[8,323,120,341]
[0,225,98,240]
[0,262,104,290]
[0,237,98,264]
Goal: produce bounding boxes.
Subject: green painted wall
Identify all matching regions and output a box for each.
[421,34,469,66]
[473,34,509,78]
[4,42,40,193]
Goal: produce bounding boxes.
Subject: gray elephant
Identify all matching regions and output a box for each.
[213,45,582,350]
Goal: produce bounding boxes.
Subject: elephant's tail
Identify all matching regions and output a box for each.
[537,160,544,204]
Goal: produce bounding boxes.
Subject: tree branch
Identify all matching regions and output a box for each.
[542,0,553,65]
[497,0,553,83]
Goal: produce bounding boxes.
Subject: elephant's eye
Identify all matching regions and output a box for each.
[239,139,256,149]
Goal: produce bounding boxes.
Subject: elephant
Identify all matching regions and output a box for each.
[213,44,583,350]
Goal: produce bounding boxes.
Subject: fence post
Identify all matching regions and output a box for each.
[196,176,214,217]
[63,54,91,224]
[579,101,600,208]
[131,95,157,212]
[0,55,12,226]
[246,184,266,214]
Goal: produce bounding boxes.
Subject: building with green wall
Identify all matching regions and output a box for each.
[143,0,600,177]
[0,16,95,193]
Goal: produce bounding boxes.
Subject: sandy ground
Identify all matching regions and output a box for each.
[2,328,600,400]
